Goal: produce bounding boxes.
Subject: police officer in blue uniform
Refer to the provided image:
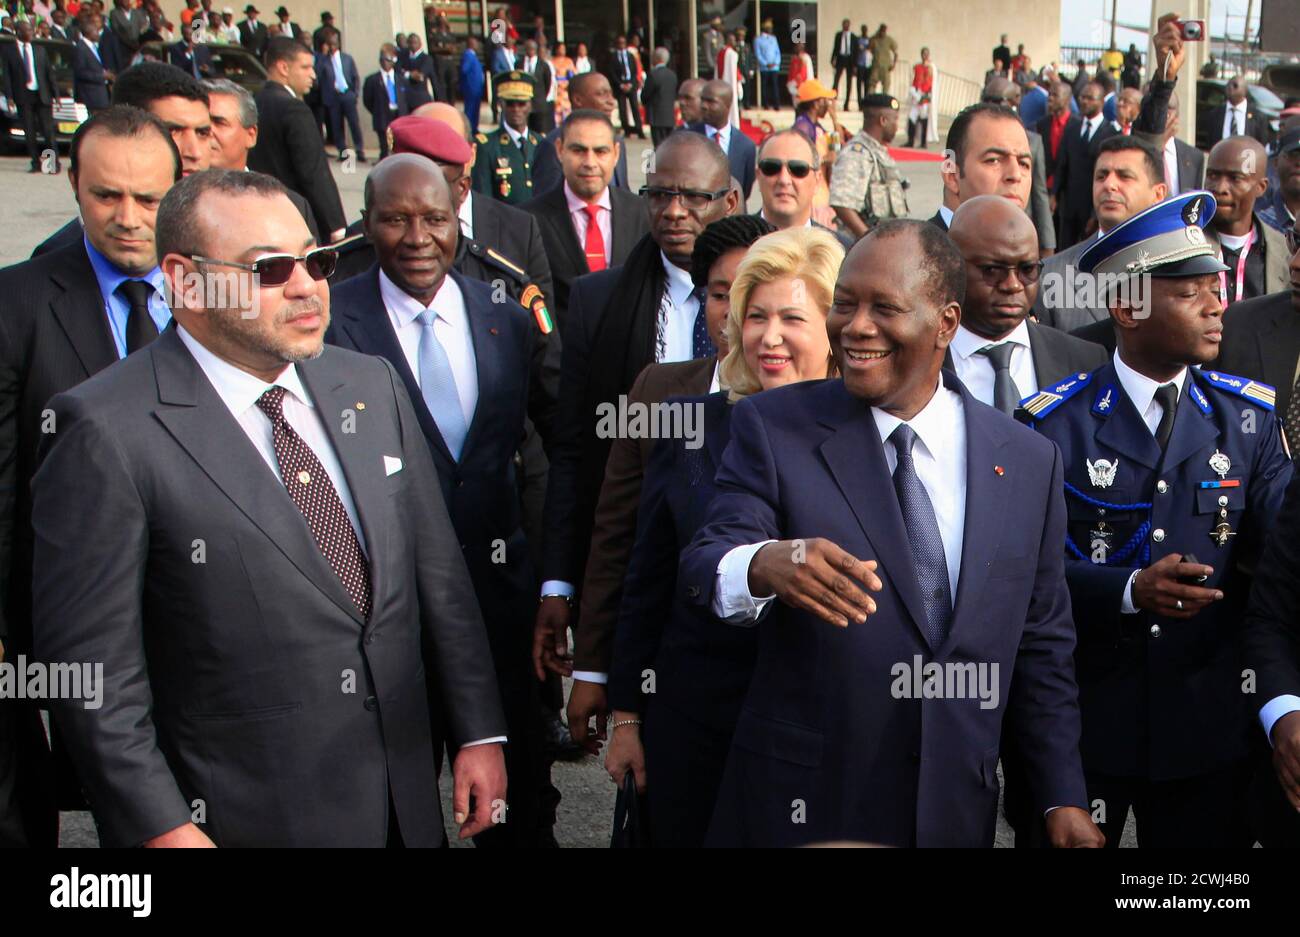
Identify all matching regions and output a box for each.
[1021,191,1294,847]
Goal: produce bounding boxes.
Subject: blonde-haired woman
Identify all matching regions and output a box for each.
[605,226,843,848]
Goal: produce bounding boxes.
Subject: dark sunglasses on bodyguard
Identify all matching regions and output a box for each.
[757,157,815,179]
[189,246,339,286]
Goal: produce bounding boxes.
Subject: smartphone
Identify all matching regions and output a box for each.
[1177,19,1206,41]
[1179,553,1209,585]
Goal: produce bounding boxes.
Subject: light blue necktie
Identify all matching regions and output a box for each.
[416,309,468,460]
[889,423,952,648]
[333,54,348,93]
[385,71,396,107]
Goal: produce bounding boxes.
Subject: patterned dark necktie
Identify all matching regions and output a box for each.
[1154,382,1178,451]
[255,386,372,618]
[116,279,160,354]
[689,285,715,359]
[1285,378,1300,456]
[977,342,1017,415]
[889,423,952,647]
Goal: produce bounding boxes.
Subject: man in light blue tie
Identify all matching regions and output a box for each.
[318,33,366,162]
[328,155,559,846]
[363,44,409,159]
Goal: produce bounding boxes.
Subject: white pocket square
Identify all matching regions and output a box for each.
[384,455,403,476]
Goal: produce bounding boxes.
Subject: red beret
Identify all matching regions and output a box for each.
[388,115,473,165]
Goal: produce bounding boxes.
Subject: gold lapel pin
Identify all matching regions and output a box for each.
[355,401,366,410]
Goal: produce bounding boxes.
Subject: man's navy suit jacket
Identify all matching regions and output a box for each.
[679,372,1088,847]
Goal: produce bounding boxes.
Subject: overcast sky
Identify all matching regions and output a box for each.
[1058,0,1263,48]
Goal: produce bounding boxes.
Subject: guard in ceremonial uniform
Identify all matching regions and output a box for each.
[472,71,540,206]
[1022,192,1294,848]
[828,93,909,236]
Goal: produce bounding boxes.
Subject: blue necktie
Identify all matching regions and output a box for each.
[385,71,396,107]
[689,285,715,359]
[416,309,469,460]
[889,424,952,648]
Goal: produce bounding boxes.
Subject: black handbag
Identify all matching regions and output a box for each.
[609,771,650,848]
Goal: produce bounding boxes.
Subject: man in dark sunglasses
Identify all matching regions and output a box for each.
[755,130,819,229]
[754,129,852,247]
[30,167,509,848]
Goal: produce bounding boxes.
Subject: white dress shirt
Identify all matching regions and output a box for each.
[504,122,528,148]
[19,41,37,90]
[1079,112,1103,142]
[1113,350,1188,614]
[378,270,478,428]
[658,252,702,363]
[458,189,475,239]
[1222,99,1247,140]
[176,325,365,550]
[80,34,102,62]
[937,204,954,228]
[707,123,730,153]
[564,181,612,268]
[948,321,1038,408]
[712,378,967,622]
[1163,136,1180,195]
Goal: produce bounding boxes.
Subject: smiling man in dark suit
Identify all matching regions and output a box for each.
[33,168,507,848]
[679,219,1103,848]
[328,156,550,846]
[0,107,180,847]
[521,110,649,331]
[688,79,756,200]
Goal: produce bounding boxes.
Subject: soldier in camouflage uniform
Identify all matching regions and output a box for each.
[829,92,909,240]
[472,70,540,206]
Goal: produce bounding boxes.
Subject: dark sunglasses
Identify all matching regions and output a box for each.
[638,185,730,210]
[190,246,339,286]
[974,261,1042,286]
[980,94,1016,105]
[757,157,815,179]
[1287,228,1299,256]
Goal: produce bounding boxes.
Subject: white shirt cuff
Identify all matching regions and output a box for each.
[1259,695,1300,747]
[1120,569,1139,614]
[711,541,778,624]
[572,671,607,684]
[462,736,507,747]
[540,580,574,598]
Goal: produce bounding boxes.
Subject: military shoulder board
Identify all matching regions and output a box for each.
[1201,370,1276,412]
[1020,371,1093,420]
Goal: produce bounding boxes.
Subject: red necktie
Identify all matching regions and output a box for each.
[582,204,606,272]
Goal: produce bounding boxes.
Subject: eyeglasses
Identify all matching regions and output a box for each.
[757,158,815,179]
[1287,228,1299,256]
[189,246,339,285]
[974,261,1042,286]
[639,185,731,211]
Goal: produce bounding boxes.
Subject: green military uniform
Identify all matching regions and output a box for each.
[473,70,540,206]
[828,96,908,230]
[867,32,897,92]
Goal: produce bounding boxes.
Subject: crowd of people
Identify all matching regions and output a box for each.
[1,3,1300,852]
